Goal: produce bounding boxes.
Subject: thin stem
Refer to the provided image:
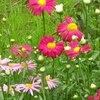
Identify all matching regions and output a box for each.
[41,73,46,100]
[52,59,55,78]
[42,11,46,36]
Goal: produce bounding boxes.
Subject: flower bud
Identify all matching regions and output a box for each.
[66,64,71,69]
[90,83,96,89]
[55,4,63,13]
[80,37,86,44]
[72,35,78,40]
[2,17,6,21]
[95,9,100,14]
[64,46,71,50]
[5,69,10,75]
[27,35,32,40]
[38,55,44,61]
[10,39,15,42]
[83,0,91,4]
[40,67,45,72]
[73,94,78,99]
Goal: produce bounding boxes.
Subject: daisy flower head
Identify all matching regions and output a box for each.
[3,84,14,95]
[65,41,91,59]
[10,44,33,58]
[57,16,83,42]
[46,75,59,89]
[15,77,41,96]
[27,0,56,15]
[38,35,64,58]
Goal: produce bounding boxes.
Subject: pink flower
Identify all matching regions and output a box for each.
[38,35,64,58]
[57,16,83,42]
[10,44,33,58]
[65,41,91,59]
[0,63,21,74]
[0,56,11,65]
[27,0,56,15]
[26,60,37,70]
[15,77,41,96]
[3,84,14,95]
[46,75,59,89]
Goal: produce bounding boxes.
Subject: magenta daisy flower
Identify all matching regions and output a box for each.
[38,35,64,58]
[57,16,83,42]
[65,41,91,59]
[46,75,59,89]
[10,44,33,58]
[15,77,41,96]
[27,0,56,15]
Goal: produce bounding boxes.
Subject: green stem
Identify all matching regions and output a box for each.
[41,73,46,100]
[52,59,55,78]
[42,11,46,36]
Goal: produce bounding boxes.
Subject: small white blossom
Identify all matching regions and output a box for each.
[83,0,91,4]
[90,83,96,89]
[55,4,63,13]
[95,9,100,14]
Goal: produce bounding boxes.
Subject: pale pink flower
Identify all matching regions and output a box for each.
[0,56,11,65]
[15,77,41,96]
[3,84,14,95]
[46,75,59,89]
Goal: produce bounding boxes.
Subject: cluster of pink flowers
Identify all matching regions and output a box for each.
[38,16,91,59]
[88,89,100,100]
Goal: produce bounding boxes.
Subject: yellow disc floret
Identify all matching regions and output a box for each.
[74,47,80,53]
[26,84,32,88]
[46,76,51,81]
[47,42,56,49]
[38,0,46,6]
[67,23,78,31]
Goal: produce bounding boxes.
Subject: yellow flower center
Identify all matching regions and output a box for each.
[46,76,51,81]
[22,48,26,52]
[67,23,78,31]
[21,62,27,67]
[38,0,46,6]
[47,42,56,49]
[26,84,32,88]
[8,63,14,67]
[74,47,80,53]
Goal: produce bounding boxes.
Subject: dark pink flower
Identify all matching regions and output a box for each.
[27,0,56,15]
[38,35,64,58]
[57,16,83,42]
[10,44,33,58]
[65,41,91,59]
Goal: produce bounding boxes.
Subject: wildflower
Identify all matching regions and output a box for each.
[46,75,59,89]
[3,84,14,95]
[88,89,100,100]
[65,41,91,59]
[38,35,64,58]
[66,64,71,69]
[15,77,41,96]
[90,83,96,89]
[0,56,11,65]
[73,94,78,99]
[27,0,56,15]
[57,16,83,42]
[10,44,33,58]
[83,0,91,4]
[55,4,63,13]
